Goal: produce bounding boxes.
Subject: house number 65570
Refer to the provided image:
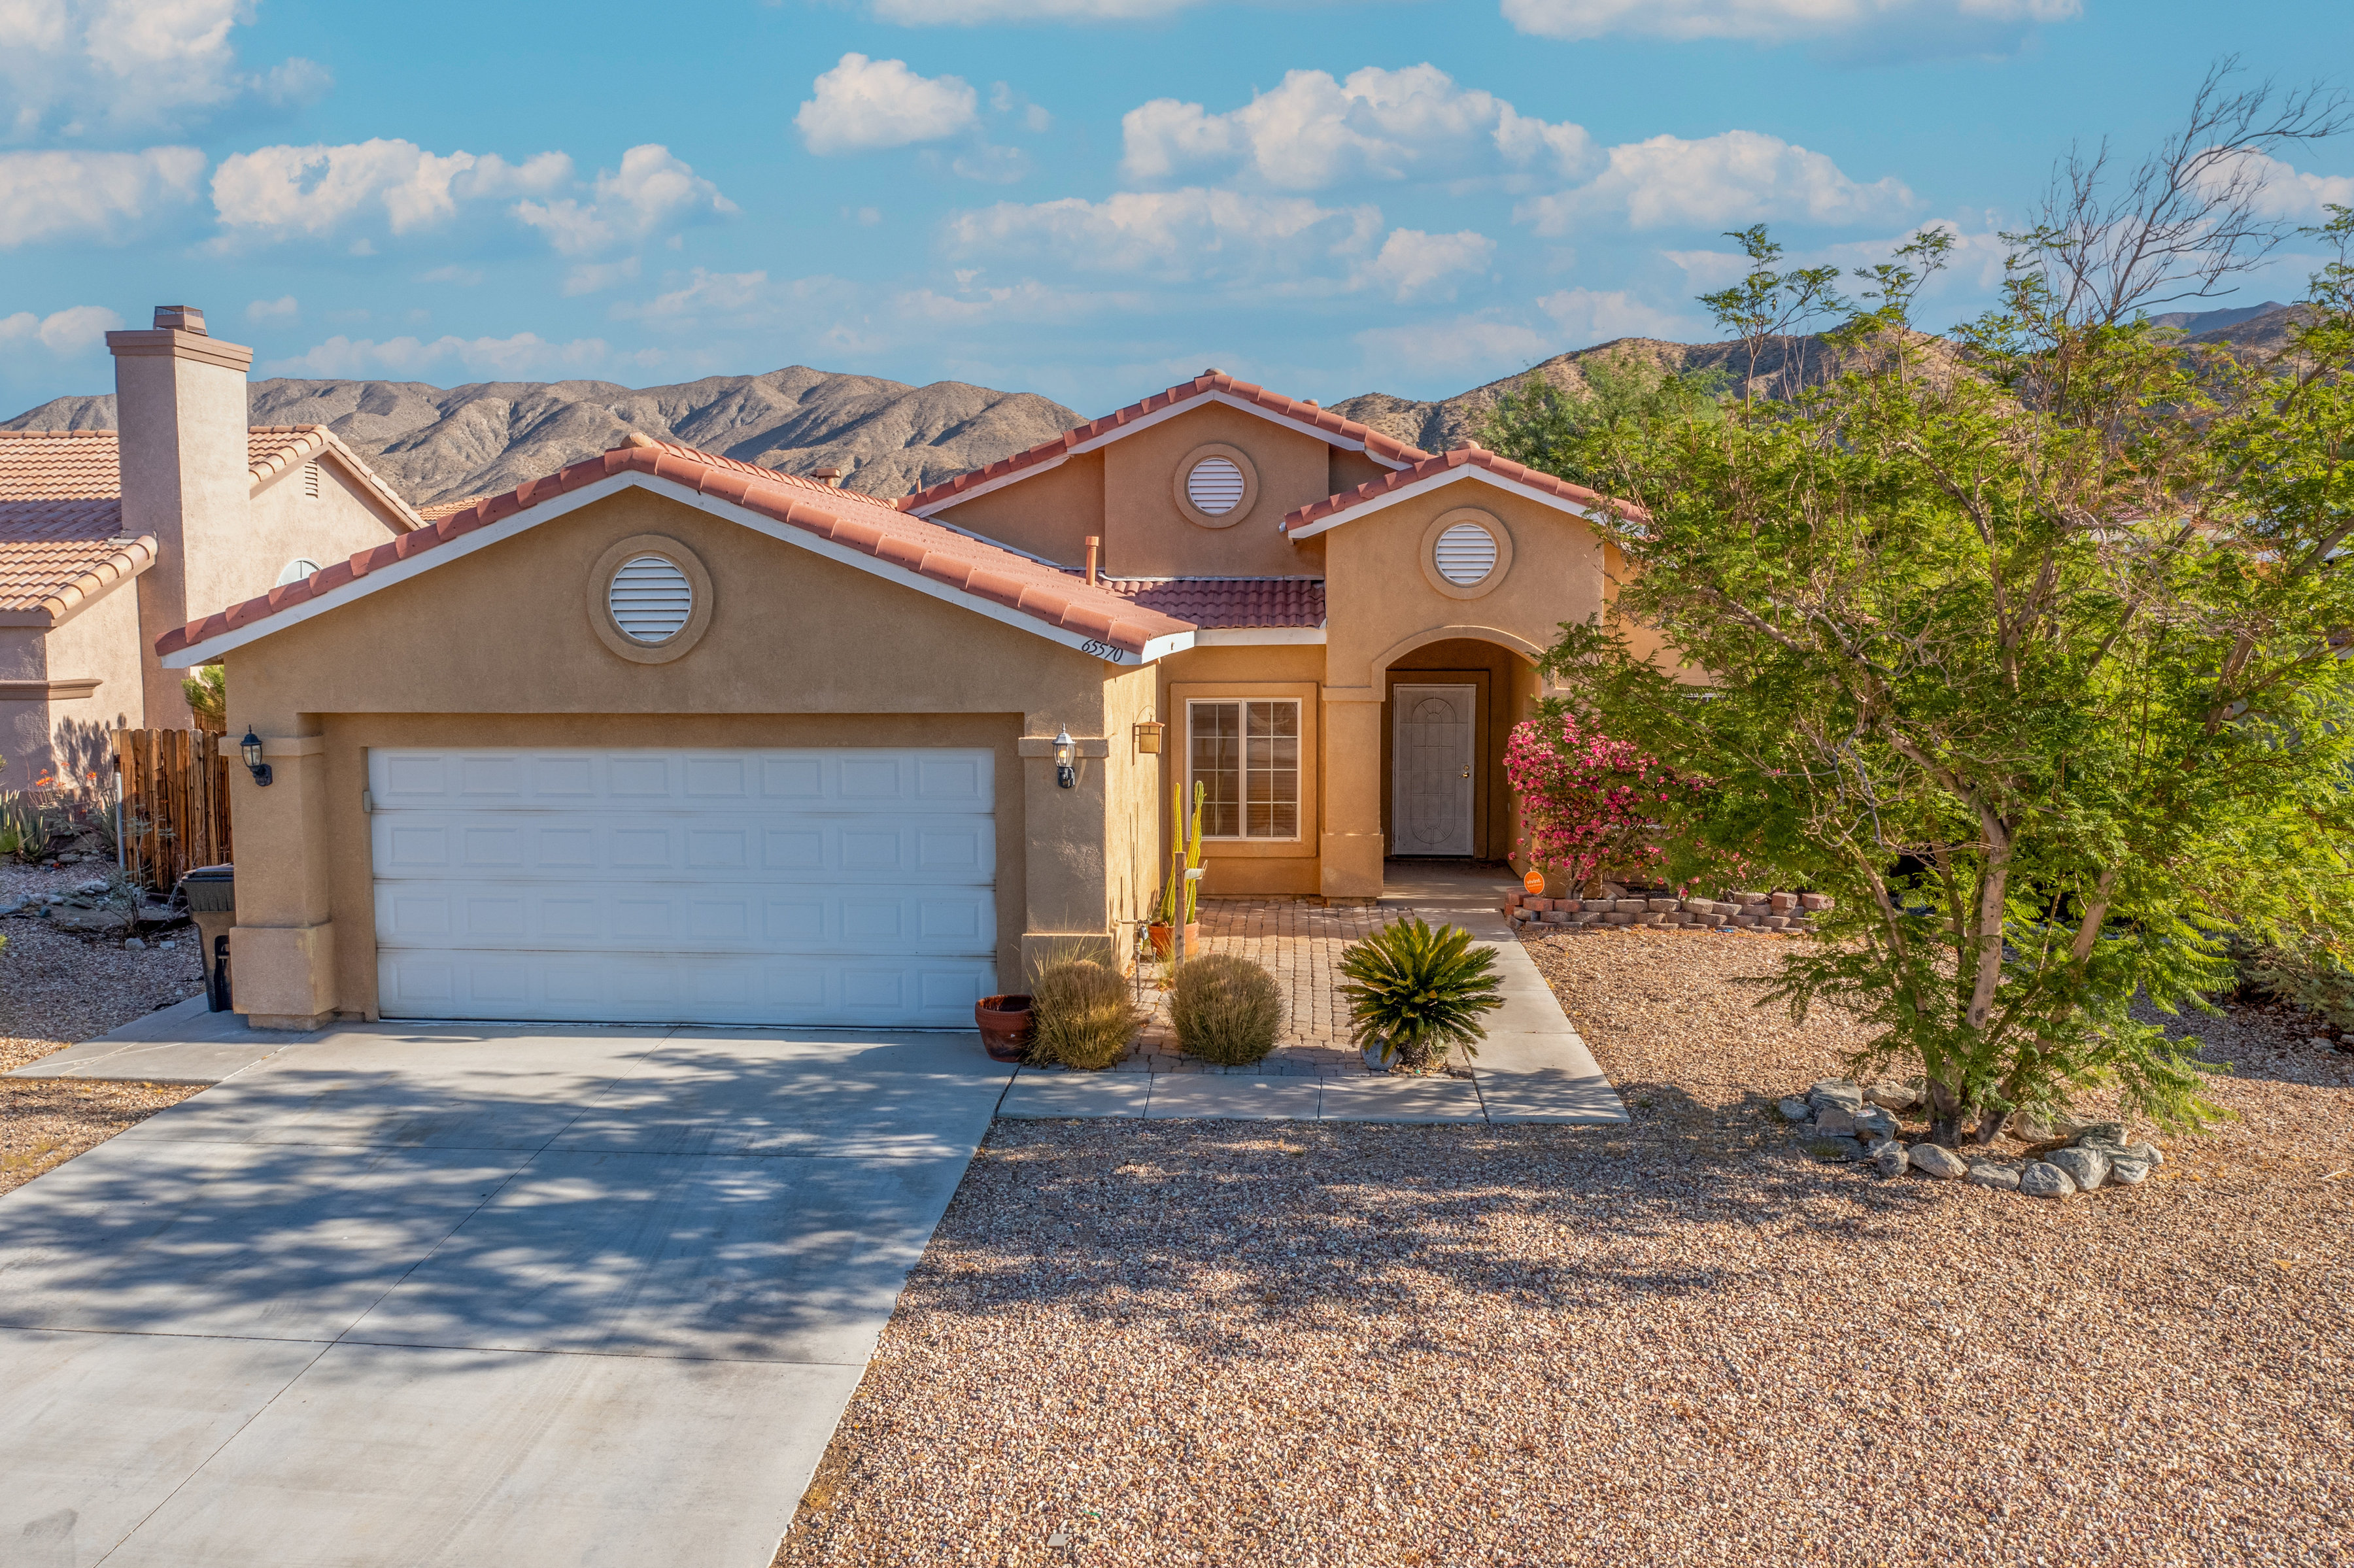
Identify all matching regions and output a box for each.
[1080,639,1126,662]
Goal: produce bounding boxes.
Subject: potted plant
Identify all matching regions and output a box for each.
[1337,917,1507,1074]
[1147,779,1205,959]
[973,993,1035,1061]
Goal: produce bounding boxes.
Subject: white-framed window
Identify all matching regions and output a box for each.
[1187,698,1301,840]
[276,557,322,586]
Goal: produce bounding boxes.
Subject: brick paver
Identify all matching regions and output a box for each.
[1116,898,1471,1078]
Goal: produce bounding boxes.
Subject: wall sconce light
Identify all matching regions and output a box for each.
[239,728,273,787]
[1053,726,1076,789]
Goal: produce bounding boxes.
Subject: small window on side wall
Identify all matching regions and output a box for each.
[1188,698,1300,840]
[276,558,322,586]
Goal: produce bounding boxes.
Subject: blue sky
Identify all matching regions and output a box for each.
[4,0,2351,418]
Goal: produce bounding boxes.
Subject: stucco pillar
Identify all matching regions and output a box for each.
[1017,726,1116,977]
[1320,688,1384,900]
[227,732,339,1029]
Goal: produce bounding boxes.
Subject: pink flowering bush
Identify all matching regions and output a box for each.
[1504,712,1697,893]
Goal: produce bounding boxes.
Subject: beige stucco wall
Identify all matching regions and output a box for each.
[234,456,411,611]
[1101,404,1333,579]
[0,575,149,792]
[932,451,1104,570]
[1149,641,1328,897]
[1314,484,1606,895]
[218,485,1127,1024]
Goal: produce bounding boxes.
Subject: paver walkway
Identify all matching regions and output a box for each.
[1006,861,1627,1125]
[2,1018,1014,1567]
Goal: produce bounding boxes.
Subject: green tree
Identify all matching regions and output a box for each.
[1531,71,2354,1145]
[1482,354,1727,488]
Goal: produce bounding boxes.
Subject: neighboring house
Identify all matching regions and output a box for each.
[156,369,1645,1031]
[0,306,420,791]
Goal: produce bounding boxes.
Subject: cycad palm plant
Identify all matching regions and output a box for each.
[1337,917,1507,1072]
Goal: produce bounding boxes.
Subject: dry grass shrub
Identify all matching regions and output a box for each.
[1027,958,1138,1070]
[1170,953,1284,1065]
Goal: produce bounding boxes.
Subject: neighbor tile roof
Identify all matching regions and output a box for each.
[1,432,140,617]
[1280,443,1648,534]
[0,425,428,622]
[900,371,1431,515]
[158,436,1200,660]
[1098,577,1325,629]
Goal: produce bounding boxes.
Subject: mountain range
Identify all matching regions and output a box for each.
[4,301,2310,509]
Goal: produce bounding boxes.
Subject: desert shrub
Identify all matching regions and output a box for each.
[2224,930,2354,1031]
[1170,953,1284,1065]
[1337,917,1505,1072]
[1027,958,1138,1070]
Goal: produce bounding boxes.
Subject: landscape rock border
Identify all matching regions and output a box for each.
[1507,887,1831,935]
[1779,1078,2166,1200]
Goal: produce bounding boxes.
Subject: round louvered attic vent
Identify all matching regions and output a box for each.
[609,554,694,643]
[1185,456,1247,516]
[1433,521,1499,585]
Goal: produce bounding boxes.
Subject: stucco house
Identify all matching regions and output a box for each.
[0,307,422,791]
[156,369,1642,1031]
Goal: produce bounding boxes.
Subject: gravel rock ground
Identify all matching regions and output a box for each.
[777,928,2352,1567]
[1,861,207,1193]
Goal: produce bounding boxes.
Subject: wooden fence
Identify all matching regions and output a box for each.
[113,728,232,891]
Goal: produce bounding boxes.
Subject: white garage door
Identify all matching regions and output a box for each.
[369,747,997,1027]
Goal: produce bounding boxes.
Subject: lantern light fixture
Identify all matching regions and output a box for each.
[239,728,273,787]
[1053,726,1076,789]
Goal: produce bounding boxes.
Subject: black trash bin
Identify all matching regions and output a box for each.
[180,863,235,1012]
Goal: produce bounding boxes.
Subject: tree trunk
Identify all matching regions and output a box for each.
[1971,1107,2009,1146]
[1924,1076,1967,1147]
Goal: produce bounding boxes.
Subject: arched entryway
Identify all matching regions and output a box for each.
[1373,634,1547,864]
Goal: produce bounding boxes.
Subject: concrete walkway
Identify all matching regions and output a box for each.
[1006,861,1626,1125]
[2,1015,1014,1567]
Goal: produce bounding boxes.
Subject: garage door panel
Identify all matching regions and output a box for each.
[369,747,998,1027]
[369,749,993,811]
[369,815,995,880]
[373,884,993,955]
[376,951,995,1028]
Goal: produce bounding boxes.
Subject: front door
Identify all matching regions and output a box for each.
[1391,685,1475,857]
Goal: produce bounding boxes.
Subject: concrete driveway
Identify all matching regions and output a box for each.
[0,1017,1014,1567]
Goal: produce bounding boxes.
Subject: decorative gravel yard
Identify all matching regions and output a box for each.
[777,927,2353,1567]
[0,861,207,1195]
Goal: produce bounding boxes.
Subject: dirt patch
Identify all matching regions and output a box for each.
[776,929,2353,1567]
[1,1078,205,1196]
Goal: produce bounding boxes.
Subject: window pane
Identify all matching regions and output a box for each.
[1190,702,1242,839]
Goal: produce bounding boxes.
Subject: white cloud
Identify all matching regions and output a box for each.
[513,145,735,256]
[1520,129,1913,232]
[948,187,1383,285]
[796,54,978,155]
[1354,313,1556,378]
[211,141,572,240]
[1122,65,1594,190]
[562,258,641,296]
[619,268,780,323]
[890,279,1148,325]
[0,0,328,139]
[0,303,123,355]
[1359,229,1494,301]
[265,332,613,379]
[417,264,483,285]
[245,294,298,322]
[0,146,204,245]
[2196,149,2354,221]
[1537,287,1704,343]
[1499,0,2078,44]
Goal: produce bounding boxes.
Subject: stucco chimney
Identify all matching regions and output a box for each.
[108,305,254,725]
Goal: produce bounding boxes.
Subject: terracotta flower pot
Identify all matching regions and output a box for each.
[1147,922,1201,959]
[974,993,1034,1062]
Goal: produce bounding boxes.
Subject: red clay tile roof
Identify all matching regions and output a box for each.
[1280,443,1647,535]
[900,371,1431,516]
[2,432,138,617]
[0,426,425,618]
[1098,577,1324,630]
[416,493,494,522]
[158,437,1201,662]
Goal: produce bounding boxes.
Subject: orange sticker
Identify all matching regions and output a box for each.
[1523,868,1546,895]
